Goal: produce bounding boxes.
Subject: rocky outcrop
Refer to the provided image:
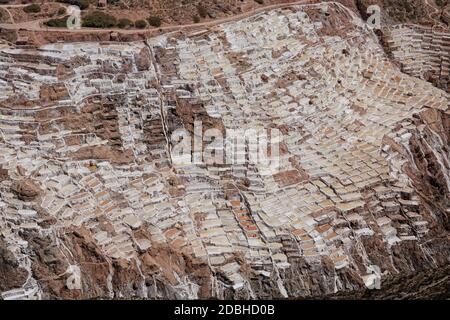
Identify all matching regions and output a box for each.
[70,146,135,165]
[0,239,28,292]
[11,179,41,201]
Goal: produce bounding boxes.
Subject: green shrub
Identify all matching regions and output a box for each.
[147,16,161,28]
[23,4,41,13]
[134,19,147,29]
[44,16,69,28]
[82,11,117,28]
[56,0,90,11]
[117,18,132,29]
[197,5,207,18]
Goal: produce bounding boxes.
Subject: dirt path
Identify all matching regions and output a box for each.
[2,18,47,30]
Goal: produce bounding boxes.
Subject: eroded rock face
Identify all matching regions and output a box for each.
[11,179,41,201]
[0,239,28,292]
[0,2,449,300]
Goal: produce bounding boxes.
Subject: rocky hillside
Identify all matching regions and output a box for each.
[0,2,448,299]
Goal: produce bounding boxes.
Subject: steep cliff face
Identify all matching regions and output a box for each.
[383,109,450,229]
[408,110,450,229]
[0,2,449,300]
[0,238,28,293]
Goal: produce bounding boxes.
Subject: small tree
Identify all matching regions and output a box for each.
[134,19,147,29]
[82,11,117,28]
[147,16,161,28]
[23,4,41,13]
[118,18,132,29]
[44,16,69,28]
[193,15,200,23]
